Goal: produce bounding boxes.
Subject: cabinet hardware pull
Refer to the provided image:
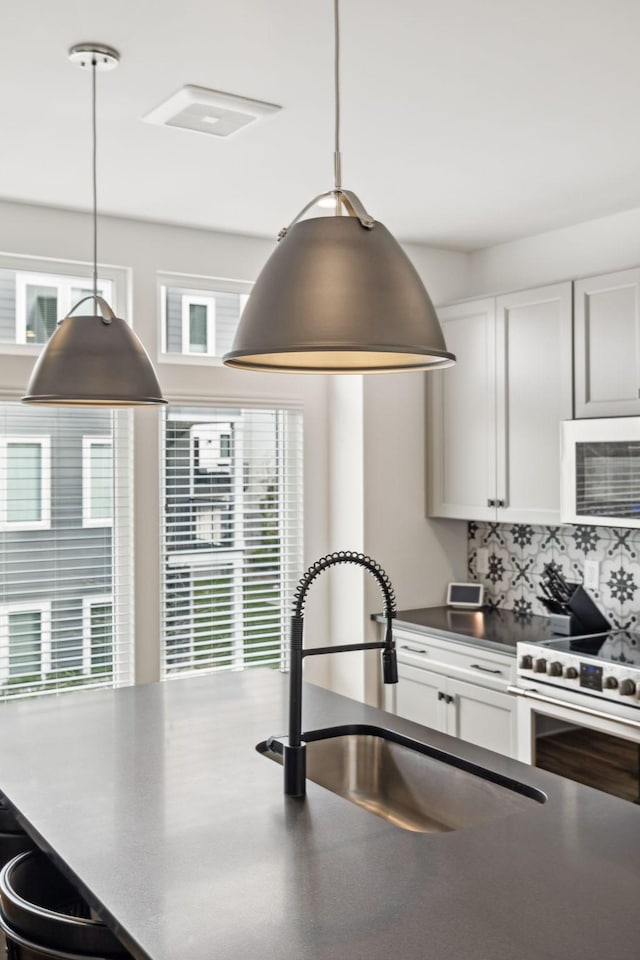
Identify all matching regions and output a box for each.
[487,498,496,507]
[400,644,426,654]
[438,691,445,701]
[471,663,502,675]
[445,694,454,705]
[497,499,505,508]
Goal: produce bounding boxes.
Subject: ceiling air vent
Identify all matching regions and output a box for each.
[143,85,281,138]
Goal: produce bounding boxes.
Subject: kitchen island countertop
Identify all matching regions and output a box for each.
[0,671,638,960]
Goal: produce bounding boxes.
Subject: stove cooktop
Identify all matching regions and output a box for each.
[541,631,640,667]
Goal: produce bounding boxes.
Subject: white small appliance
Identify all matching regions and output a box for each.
[446,582,484,609]
[561,417,640,528]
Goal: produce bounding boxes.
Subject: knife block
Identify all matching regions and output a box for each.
[568,585,611,635]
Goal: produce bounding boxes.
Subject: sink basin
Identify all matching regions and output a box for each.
[258,724,545,833]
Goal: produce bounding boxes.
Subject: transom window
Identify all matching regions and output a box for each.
[15,272,113,345]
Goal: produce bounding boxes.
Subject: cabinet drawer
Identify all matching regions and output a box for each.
[394,628,516,689]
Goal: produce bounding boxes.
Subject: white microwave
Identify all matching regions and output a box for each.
[561,417,640,528]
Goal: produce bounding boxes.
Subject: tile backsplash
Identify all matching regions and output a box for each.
[468,522,640,630]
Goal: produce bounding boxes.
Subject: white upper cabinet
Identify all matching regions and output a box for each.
[428,299,497,521]
[429,283,573,524]
[574,268,640,418]
[495,283,573,524]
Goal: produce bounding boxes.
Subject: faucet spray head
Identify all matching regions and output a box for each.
[382,618,398,683]
[382,647,398,684]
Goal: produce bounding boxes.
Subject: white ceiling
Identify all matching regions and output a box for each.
[2,0,640,251]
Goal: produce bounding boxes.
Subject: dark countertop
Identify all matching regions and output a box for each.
[0,671,639,960]
[373,605,559,654]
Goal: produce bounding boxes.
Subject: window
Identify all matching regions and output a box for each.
[0,437,51,530]
[159,277,251,360]
[15,272,113,345]
[0,603,52,686]
[181,295,216,355]
[191,422,233,489]
[0,404,133,701]
[82,438,114,527]
[82,596,114,677]
[162,406,303,676]
[194,504,226,546]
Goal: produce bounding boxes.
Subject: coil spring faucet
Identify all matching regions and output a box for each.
[280,550,398,798]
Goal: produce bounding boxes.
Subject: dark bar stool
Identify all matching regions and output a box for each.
[0,851,131,959]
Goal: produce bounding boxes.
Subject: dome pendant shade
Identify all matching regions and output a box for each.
[223,217,456,373]
[22,312,166,406]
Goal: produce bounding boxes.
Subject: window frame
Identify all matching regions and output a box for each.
[82,594,114,676]
[0,601,52,685]
[0,435,51,531]
[15,271,114,346]
[82,436,114,528]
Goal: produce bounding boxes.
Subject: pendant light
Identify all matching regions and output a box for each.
[23,44,166,406]
[223,0,456,374]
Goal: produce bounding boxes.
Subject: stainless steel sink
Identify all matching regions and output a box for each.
[258,725,545,833]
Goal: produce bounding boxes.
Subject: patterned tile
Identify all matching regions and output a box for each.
[538,526,564,552]
[511,589,537,618]
[486,547,510,590]
[610,529,640,560]
[484,590,508,610]
[467,520,639,622]
[468,521,481,543]
[483,523,506,548]
[510,556,537,591]
[559,525,613,564]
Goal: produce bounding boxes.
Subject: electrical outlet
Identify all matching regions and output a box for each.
[583,559,600,591]
[476,547,489,575]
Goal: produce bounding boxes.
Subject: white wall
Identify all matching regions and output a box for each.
[468,205,640,295]
[326,245,471,704]
[362,374,468,704]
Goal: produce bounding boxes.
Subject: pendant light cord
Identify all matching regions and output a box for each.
[92,57,98,305]
[333,0,342,192]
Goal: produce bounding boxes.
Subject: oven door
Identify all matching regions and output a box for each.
[510,683,640,803]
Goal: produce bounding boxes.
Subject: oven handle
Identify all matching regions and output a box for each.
[508,685,640,731]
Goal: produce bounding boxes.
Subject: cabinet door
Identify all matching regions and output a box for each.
[574,268,640,418]
[428,299,497,520]
[395,662,447,732]
[446,677,517,758]
[495,283,573,525]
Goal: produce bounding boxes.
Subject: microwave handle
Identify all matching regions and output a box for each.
[508,685,640,731]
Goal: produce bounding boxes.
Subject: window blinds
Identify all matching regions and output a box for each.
[161,405,303,677]
[0,404,133,700]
